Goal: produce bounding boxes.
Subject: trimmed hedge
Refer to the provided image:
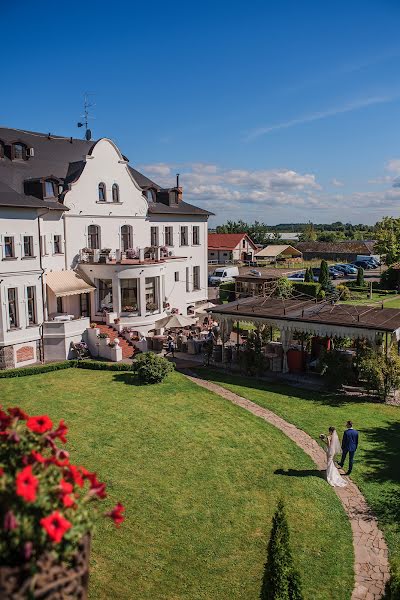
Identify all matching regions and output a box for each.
[219,281,236,302]
[292,281,321,298]
[0,361,72,378]
[75,360,131,372]
[0,359,132,378]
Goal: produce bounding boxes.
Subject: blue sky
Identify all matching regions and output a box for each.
[2,0,400,226]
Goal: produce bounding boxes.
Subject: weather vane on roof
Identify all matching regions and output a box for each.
[77,93,95,141]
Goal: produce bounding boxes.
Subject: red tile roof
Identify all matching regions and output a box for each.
[208,233,257,250]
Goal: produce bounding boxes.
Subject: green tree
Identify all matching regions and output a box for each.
[318,260,329,290]
[356,267,365,287]
[304,267,313,283]
[274,277,293,298]
[373,216,400,265]
[298,222,317,242]
[260,500,303,600]
[359,348,400,401]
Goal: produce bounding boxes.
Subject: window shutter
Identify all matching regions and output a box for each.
[47,234,53,255]
[33,235,39,258]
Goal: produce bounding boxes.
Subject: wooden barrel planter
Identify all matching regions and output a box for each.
[287,349,304,373]
[0,535,90,599]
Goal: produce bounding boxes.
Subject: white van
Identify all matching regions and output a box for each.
[209,266,240,286]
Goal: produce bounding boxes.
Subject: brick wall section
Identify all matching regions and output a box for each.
[16,346,35,363]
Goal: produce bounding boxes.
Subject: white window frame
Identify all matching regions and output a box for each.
[180,226,188,247]
[192,226,200,246]
[164,226,174,247]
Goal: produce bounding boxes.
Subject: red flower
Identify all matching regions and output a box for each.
[16,466,39,503]
[27,415,53,434]
[40,511,72,543]
[106,503,125,527]
[60,478,73,494]
[62,494,75,508]
[0,467,4,477]
[31,450,47,464]
[89,479,107,499]
[50,419,68,444]
[67,465,84,488]
[8,407,28,421]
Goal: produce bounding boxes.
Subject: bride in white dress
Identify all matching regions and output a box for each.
[320,427,347,487]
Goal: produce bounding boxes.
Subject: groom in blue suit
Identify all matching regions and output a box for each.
[338,421,359,475]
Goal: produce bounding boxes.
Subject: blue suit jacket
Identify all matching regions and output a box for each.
[342,428,358,452]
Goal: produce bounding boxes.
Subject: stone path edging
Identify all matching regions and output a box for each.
[183,371,390,600]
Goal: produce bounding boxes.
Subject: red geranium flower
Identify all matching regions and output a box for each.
[67,465,84,488]
[50,419,68,444]
[16,466,39,503]
[62,494,75,508]
[40,511,72,543]
[60,478,73,494]
[106,503,125,527]
[89,478,107,499]
[8,407,28,421]
[27,415,53,434]
[31,450,47,464]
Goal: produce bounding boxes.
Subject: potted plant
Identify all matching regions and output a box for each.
[146,302,158,313]
[99,249,112,264]
[122,305,138,314]
[0,407,124,598]
[114,318,121,325]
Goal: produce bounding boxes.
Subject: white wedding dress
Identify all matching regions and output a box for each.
[325,432,347,487]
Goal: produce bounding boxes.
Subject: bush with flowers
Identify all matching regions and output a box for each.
[0,406,124,568]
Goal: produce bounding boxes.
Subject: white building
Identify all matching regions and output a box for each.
[0,128,211,368]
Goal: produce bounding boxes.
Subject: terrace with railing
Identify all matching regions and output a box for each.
[78,246,183,265]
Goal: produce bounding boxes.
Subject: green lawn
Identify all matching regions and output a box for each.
[0,369,353,600]
[199,369,400,583]
[341,293,400,307]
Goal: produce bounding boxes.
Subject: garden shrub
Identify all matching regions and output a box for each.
[380,266,400,291]
[359,349,400,402]
[336,284,350,300]
[260,499,303,600]
[75,360,131,372]
[219,281,236,302]
[319,349,354,388]
[131,352,174,384]
[274,277,293,298]
[0,361,72,378]
[292,282,321,298]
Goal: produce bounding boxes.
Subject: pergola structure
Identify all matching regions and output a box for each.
[209,295,400,372]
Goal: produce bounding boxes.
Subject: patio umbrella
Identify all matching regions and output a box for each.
[195,302,216,315]
[154,314,196,329]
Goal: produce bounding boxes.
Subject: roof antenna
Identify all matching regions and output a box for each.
[176,173,180,188]
[77,92,95,141]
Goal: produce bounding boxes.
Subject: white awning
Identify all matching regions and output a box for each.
[46,271,95,297]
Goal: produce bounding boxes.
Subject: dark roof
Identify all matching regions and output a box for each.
[148,200,212,216]
[294,241,376,254]
[0,127,211,217]
[128,166,160,190]
[0,180,67,211]
[210,296,400,333]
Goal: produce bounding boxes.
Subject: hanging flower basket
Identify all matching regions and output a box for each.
[0,407,125,599]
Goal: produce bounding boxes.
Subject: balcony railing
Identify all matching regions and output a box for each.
[43,317,90,338]
[78,246,177,265]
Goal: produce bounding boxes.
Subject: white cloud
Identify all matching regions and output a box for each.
[331,178,344,187]
[137,160,400,225]
[385,159,400,174]
[246,94,400,140]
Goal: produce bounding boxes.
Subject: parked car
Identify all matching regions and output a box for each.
[351,260,375,270]
[209,266,240,286]
[328,266,342,279]
[364,258,380,268]
[356,255,381,266]
[287,272,305,281]
[334,264,358,275]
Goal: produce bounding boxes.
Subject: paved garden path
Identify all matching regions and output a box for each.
[183,371,390,600]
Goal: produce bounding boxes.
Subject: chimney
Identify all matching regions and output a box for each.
[176,186,183,203]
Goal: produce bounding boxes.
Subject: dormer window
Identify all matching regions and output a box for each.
[98,182,106,202]
[12,143,27,160]
[44,180,57,198]
[112,183,120,203]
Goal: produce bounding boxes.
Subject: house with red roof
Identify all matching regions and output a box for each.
[208,233,257,264]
